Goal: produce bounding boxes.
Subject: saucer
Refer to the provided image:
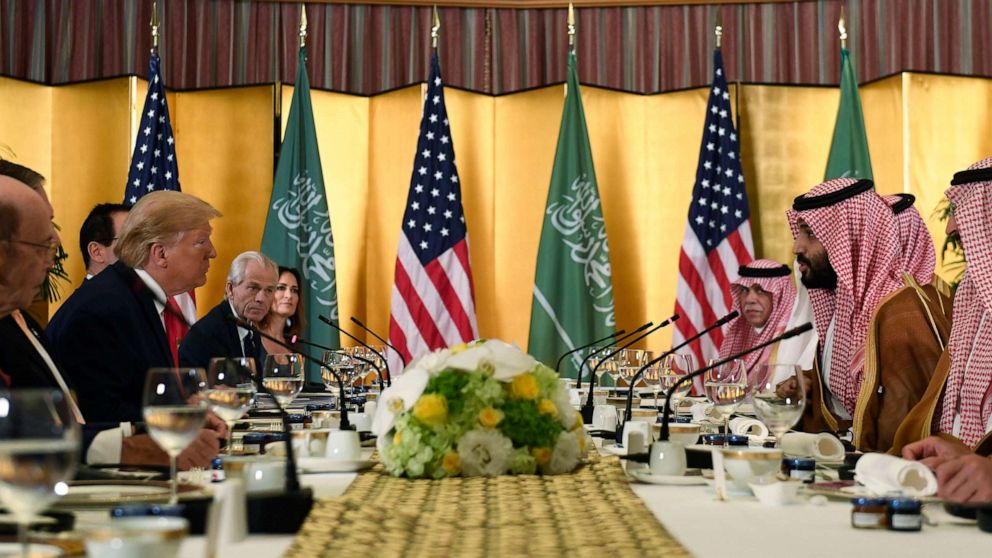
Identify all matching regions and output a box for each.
[628,469,707,486]
[600,444,629,456]
[296,457,375,473]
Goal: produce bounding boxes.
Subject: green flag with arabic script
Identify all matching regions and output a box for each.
[527,51,615,380]
[825,48,873,180]
[262,46,340,381]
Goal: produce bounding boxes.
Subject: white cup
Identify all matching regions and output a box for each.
[85,516,188,558]
[325,429,361,461]
[351,412,372,433]
[364,401,378,417]
[592,405,618,432]
[649,441,687,477]
[622,420,651,452]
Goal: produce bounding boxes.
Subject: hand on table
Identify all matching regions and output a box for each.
[901,436,971,469]
[121,429,223,470]
[932,454,992,503]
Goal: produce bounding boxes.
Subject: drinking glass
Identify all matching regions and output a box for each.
[0,389,80,556]
[658,354,693,416]
[641,359,662,408]
[751,363,806,445]
[206,357,257,451]
[703,359,748,437]
[323,351,355,408]
[143,368,208,505]
[262,353,305,407]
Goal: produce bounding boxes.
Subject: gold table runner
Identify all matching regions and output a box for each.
[284,452,689,557]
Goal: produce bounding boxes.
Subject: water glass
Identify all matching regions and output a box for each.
[262,353,305,407]
[143,368,208,504]
[751,363,806,445]
[704,358,748,437]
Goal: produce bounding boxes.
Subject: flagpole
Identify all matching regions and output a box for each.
[714,8,722,49]
[565,3,575,98]
[150,1,160,54]
[838,5,847,50]
[299,4,307,49]
[432,5,440,51]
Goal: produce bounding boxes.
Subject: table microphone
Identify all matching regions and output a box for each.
[622,310,739,425]
[350,316,408,368]
[576,322,652,393]
[656,322,813,443]
[581,314,679,424]
[318,315,389,389]
[555,329,626,374]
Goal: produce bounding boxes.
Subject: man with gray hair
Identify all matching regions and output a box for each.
[179,251,278,370]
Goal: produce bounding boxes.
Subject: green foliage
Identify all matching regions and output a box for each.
[498,398,562,449]
[425,369,472,417]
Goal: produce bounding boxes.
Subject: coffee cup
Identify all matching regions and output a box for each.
[351,412,372,433]
[325,429,361,461]
[649,441,687,477]
[85,516,188,558]
[592,405,617,432]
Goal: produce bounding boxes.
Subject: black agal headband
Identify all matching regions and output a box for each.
[792,179,874,211]
[738,264,791,278]
[890,193,916,215]
[950,167,992,186]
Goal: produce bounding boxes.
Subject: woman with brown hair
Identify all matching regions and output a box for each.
[259,266,305,354]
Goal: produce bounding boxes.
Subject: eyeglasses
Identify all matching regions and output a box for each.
[9,239,59,254]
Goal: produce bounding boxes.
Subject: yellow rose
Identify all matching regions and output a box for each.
[478,407,504,428]
[538,399,558,417]
[393,431,403,445]
[451,342,470,354]
[510,373,540,400]
[442,451,461,475]
[412,393,448,426]
[531,447,552,466]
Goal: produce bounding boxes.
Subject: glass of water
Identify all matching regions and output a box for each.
[142,368,208,505]
[0,389,80,557]
[206,357,257,451]
[262,353,305,407]
[751,363,806,445]
[704,358,749,438]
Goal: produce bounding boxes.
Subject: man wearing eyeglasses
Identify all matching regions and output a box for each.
[79,203,130,279]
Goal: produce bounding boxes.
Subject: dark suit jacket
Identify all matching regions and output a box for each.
[0,311,120,458]
[46,261,174,423]
[178,300,266,371]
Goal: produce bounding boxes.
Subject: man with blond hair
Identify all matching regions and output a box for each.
[47,190,221,423]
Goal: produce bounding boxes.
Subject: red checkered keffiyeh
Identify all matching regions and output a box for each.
[718,259,796,376]
[787,178,904,416]
[938,156,992,447]
[883,194,936,285]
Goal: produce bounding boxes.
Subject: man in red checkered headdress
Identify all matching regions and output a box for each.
[883,193,938,287]
[788,178,949,452]
[896,157,992,455]
[718,259,796,378]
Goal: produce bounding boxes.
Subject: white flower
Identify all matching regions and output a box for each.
[544,431,581,475]
[457,429,514,476]
[445,340,538,381]
[371,367,429,436]
[553,384,577,430]
[413,348,453,373]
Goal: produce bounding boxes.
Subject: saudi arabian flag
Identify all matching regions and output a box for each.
[824,48,873,180]
[528,51,615,380]
[262,45,340,380]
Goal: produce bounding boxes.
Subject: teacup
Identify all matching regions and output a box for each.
[721,447,783,493]
[665,422,702,446]
[629,409,657,423]
[86,516,188,558]
[326,429,361,461]
[311,410,340,429]
[351,412,372,433]
[290,429,330,458]
[222,456,286,494]
[592,405,618,432]
[649,441,687,477]
[363,401,378,417]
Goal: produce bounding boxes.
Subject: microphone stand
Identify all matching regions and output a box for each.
[622,311,740,425]
[581,314,679,424]
[555,329,626,375]
[350,316,408,368]
[657,323,813,443]
[319,315,391,388]
[576,322,652,394]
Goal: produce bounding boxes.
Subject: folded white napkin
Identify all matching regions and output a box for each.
[729,417,769,438]
[690,402,722,423]
[855,453,937,497]
[780,432,845,461]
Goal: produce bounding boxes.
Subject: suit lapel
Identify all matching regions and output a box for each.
[112,264,172,365]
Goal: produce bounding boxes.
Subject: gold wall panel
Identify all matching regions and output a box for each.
[175,85,275,312]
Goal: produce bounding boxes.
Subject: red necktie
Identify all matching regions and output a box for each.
[163,296,189,367]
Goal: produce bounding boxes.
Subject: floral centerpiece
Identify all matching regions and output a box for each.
[372,340,588,478]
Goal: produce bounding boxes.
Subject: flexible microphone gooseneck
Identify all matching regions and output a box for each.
[656,322,814,442]
[227,315,353,432]
[622,310,740,424]
[581,314,680,424]
[319,315,390,389]
[576,322,653,393]
[350,316,408,368]
[555,329,627,375]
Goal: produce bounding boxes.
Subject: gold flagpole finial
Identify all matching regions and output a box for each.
[567,3,576,49]
[431,6,440,50]
[150,1,160,51]
[838,6,848,50]
[715,9,723,49]
[299,5,308,49]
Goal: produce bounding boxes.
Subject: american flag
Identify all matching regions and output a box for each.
[388,53,479,368]
[672,50,754,369]
[123,52,180,205]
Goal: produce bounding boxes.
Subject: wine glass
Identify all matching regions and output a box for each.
[0,389,80,556]
[751,363,806,446]
[658,354,693,416]
[262,353,305,407]
[641,358,662,409]
[703,359,748,439]
[323,351,355,409]
[206,357,257,451]
[143,368,208,505]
